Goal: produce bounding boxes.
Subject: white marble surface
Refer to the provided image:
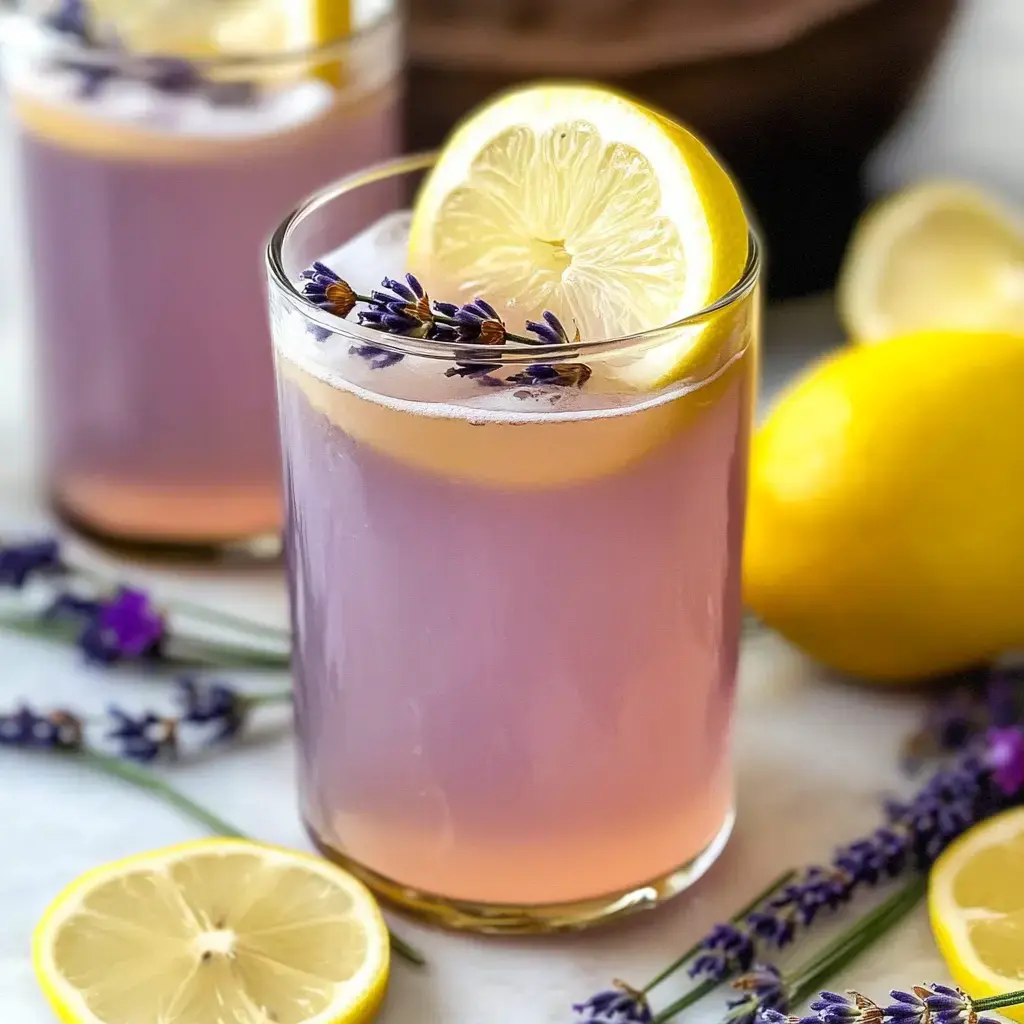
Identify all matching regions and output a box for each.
[1,1,1023,1018]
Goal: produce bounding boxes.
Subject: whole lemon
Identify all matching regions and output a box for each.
[744,330,1024,682]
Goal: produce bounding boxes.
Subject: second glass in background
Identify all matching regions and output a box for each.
[4,1,401,552]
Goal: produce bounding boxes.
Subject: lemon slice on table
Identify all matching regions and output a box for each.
[839,181,1024,343]
[407,82,749,389]
[930,808,1024,1022]
[33,839,389,1024]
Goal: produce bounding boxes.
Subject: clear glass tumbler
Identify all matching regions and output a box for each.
[266,154,761,931]
[2,1,400,553]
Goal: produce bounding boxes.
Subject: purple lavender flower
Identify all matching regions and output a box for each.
[360,275,435,336]
[728,965,789,1024]
[47,587,165,664]
[689,923,756,981]
[141,56,202,94]
[924,985,997,1024]
[434,298,506,345]
[0,538,63,588]
[0,706,83,750]
[984,726,1024,796]
[299,262,358,318]
[573,988,652,1024]
[986,669,1022,728]
[763,1012,819,1024]
[83,587,165,663]
[176,677,248,743]
[507,362,592,388]
[526,310,579,346]
[44,0,92,41]
[810,992,883,1024]
[884,987,932,1024]
[106,707,177,762]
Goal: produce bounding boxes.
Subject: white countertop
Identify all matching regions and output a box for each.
[2,2,1022,1017]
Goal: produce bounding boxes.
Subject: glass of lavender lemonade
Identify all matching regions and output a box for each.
[267,87,760,931]
[1,0,400,552]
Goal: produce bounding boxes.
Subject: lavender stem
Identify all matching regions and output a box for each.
[787,877,926,1006]
[71,564,291,643]
[350,291,545,346]
[643,868,797,994]
[67,747,425,966]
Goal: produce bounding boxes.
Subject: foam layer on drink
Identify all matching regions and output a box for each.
[3,11,398,159]
[274,212,754,487]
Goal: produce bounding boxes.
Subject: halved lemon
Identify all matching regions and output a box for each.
[838,181,1024,343]
[407,82,749,389]
[930,808,1024,1022]
[33,838,389,1024]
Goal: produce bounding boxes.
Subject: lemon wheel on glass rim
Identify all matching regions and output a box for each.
[407,82,750,390]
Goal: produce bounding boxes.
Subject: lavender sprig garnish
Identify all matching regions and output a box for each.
[0,692,424,966]
[298,264,592,388]
[574,718,1024,1024]
[0,536,290,670]
[41,0,258,104]
[0,679,284,763]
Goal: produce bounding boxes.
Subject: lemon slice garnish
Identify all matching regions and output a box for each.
[33,838,389,1024]
[87,1,349,58]
[407,82,748,389]
[930,807,1024,1021]
[839,180,1024,343]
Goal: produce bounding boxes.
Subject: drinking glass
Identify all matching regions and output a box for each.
[266,154,760,931]
[2,1,400,553]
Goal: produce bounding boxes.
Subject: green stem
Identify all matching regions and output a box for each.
[244,690,293,707]
[0,615,290,671]
[787,877,927,1006]
[165,636,290,670]
[71,565,291,644]
[653,978,719,1023]
[69,747,425,967]
[976,990,1024,1011]
[76,748,246,837]
[643,869,797,994]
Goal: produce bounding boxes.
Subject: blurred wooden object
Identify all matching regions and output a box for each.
[406,0,959,298]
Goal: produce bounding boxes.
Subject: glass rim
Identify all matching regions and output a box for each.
[266,151,762,365]
[1,7,396,73]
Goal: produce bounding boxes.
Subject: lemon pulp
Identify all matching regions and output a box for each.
[33,839,390,1024]
[931,808,1024,1022]
[407,82,749,389]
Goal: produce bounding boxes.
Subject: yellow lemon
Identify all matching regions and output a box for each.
[744,329,1024,683]
[89,0,349,57]
[839,181,1024,343]
[930,808,1024,1021]
[407,81,749,388]
[33,838,390,1024]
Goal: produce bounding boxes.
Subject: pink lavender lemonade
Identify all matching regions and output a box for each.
[4,2,399,548]
[267,157,760,930]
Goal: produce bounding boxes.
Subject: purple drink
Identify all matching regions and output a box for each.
[5,5,400,547]
[266,162,761,930]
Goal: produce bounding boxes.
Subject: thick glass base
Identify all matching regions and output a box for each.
[307,809,735,934]
[52,494,283,566]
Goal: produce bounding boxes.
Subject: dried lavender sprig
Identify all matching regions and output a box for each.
[8,739,423,966]
[0,536,290,645]
[576,725,1024,1024]
[573,871,796,1024]
[0,680,290,763]
[300,264,560,347]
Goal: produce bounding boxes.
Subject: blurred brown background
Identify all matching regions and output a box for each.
[404,0,959,299]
